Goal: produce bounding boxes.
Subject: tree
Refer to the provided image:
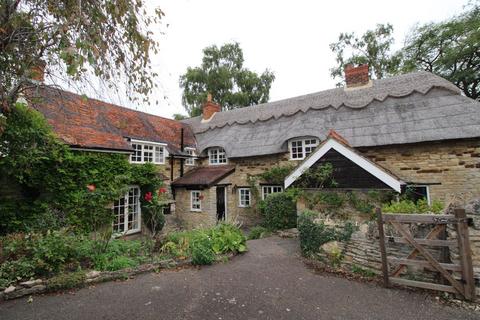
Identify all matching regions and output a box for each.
[400,4,480,100]
[0,0,163,111]
[329,24,401,85]
[179,42,275,117]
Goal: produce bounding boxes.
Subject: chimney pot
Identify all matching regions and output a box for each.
[202,94,221,121]
[344,64,369,88]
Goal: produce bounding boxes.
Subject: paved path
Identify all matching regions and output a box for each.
[0,236,478,320]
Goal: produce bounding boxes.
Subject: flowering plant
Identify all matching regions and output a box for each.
[142,186,168,237]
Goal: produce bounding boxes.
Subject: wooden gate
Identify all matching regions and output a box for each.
[376,208,476,301]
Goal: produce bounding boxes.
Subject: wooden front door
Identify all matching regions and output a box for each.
[216,186,226,221]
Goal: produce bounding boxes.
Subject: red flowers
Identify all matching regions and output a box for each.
[144,192,153,202]
[86,184,96,192]
[158,187,167,194]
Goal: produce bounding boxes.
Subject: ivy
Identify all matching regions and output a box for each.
[0,103,164,235]
[257,164,295,185]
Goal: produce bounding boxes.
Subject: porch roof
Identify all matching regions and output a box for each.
[171,165,235,188]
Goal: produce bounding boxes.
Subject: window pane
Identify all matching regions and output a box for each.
[154,146,164,163]
[127,187,140,230]
[131,144,142,162]
[113,197,126,233]
[291,140,303,159]
[185,149,195,165]
[191,191,201,210]
[143,145,153,162]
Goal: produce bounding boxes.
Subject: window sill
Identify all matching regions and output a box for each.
[190,209,202,212]
[112,228,141,238]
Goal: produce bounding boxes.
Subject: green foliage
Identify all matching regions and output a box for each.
[295,163,337,188]
[101,256,138,272]
[161,224,247,264]
[298,210,357,256]
[179,42,275,117]
[382,199,444,214]
[330,5,479,100]
[0,230,150,286]
[350,264,376,278]
[329,23,401,84]
[0,103,164,234]
[400,3,480,100]
[142,188,168,237]
[258,165,294,185]
[346,192,374,215]
[47,271,86,291]
[260,193,297,230]
[190,233,216,266]
[247,226,271,240]
[208,224,247,254]
[1,0,163,107]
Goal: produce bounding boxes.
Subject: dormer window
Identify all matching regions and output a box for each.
[185,147,196,166]
[129,139,167,164]
[289,138,319,160]
[208,147,227,165]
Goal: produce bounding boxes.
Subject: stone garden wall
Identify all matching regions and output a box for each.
[311,198,480,292]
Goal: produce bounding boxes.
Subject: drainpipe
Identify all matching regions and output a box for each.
[180,128,184,177]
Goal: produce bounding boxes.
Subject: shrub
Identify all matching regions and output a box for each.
[208,224,247,254]
[102,256,138,271]
[382,199,444,214]
[247,226,271,240]
[260,193,297,230]
[161,224,247,263]
[190,233,215,265]
[298,211,334,255]
[298,210,357,256]
[47,271,86,291]
[0,230,150,285]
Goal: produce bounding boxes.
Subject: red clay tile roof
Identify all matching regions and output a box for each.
[26,86,196,152]
[171,165,235,187]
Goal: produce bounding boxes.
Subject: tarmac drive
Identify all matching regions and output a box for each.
[0,236,478,320]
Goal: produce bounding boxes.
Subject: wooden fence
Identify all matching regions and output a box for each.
[376,208,476,301]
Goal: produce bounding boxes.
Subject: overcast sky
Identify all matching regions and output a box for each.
[90,0,468,119]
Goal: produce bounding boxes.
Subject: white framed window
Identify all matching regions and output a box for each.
[129,140,166,164]
[261,185,283,200]
[113,186,141,235]
[405,185,431,205]
[185,148,196,166]
[238,188,251,207]
[191,190,202,211]
[208,147,227,165]
[289,138,319,160]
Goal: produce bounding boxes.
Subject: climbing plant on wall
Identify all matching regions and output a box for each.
[0,103,164,235]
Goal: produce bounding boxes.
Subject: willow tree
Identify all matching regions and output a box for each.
[0,0,163,111]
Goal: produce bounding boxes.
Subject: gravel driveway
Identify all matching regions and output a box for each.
[0,236,478,320]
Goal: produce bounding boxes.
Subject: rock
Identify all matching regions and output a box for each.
[278,228,299,238]
[86,271,101,279]
[321,241,340,254]
[20,279,43,288]
[465,198,480,215]
[4,285,16,294]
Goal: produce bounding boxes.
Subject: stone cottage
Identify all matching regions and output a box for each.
[27,65,480,233]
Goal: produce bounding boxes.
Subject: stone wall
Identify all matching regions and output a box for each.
[313,211,480,291]
[172,138,480,229]
[359,139,480,203]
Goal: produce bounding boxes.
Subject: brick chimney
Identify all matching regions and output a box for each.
[344,64,369,88]
[202,93,221,121]
[29,60,46,82]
